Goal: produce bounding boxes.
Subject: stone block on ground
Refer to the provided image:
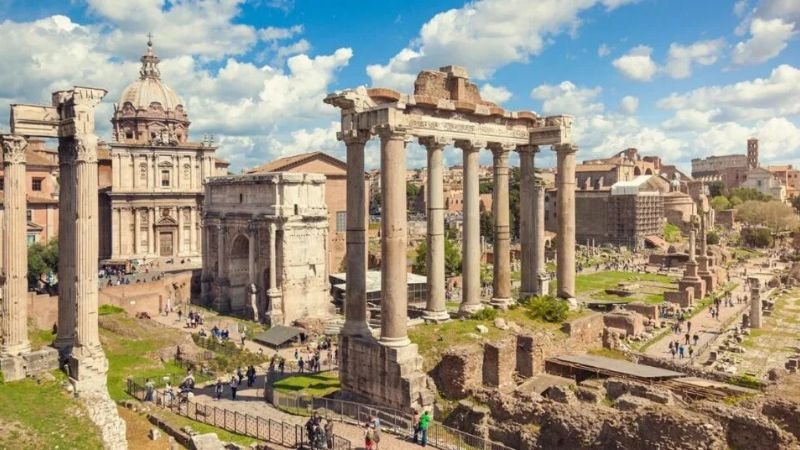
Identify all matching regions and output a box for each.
[615,393,653,411]
[149,428,162,440]
[191,433,224,450]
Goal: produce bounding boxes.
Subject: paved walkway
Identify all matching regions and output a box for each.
[643,257,773,366]
[189,378,421,450]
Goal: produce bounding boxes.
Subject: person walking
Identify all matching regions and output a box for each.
[215,379,224,400]
[364,423,376,450]
[230,375,238,400]
[678,344,685,359]
[693,334,699,346]
[687,320,692,333]
[689,346,695,359]
[419,410,431,447]
[412,409,421,443]
[685,333,690,346]
[371,416,381,449]
[144,378,155,402]
[324,417,334,449]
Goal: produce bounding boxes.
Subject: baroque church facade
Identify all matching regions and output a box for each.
[100,38,227,262]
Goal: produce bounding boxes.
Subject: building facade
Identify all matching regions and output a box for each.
[200,173,331,325]
[100,38,226,262]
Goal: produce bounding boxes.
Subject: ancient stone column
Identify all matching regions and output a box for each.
[341,130,371,337]
[554,144,578,299]
[1,135,31,356]
[517,145,537,298]
[533,180,550,296]
[489,143,512,308]
[55,139,76,350]
[378,126,410,346]
[750,281,762,328]
[457,139,485,314]
[420,136,450,322]
[688,228,697,263]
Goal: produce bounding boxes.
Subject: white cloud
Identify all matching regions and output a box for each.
[259,24,303,41]
[657,64,800,121]
[732,18,796,66]
[734,0,749,17]
[597,43,611,57]
[661,109,720,131]
[479,83,512,104]
[665,38,725,78]
[619,96,639,114]
[693,118,800,163]
[366,0,638,89]
[612,45,657,81]
[530,81,603,117]
[0,9,353,171]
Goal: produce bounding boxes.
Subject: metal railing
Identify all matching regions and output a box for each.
[268,389,514,450]
[127,379,351,449]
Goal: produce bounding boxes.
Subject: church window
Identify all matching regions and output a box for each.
[32,178,43,191]
[161,170,171,187]
[336,211,346,232]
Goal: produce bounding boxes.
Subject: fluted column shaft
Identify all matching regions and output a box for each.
[458,140,484,313]
[1,135,31,356]
[73,137,102,352]
[421,137,449,321]
[533,181,549,295]
[341,130,371,336]
[379,126,410,346]
[55,146,76,349]
[490,144,512,307]
[518,145,537,297]
[688,228,697,263]
[555,144,577,299]
[268,224,278,292]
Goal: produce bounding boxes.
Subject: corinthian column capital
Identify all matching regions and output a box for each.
[418,135,451,151]
[338,129,371,146]
[515,144,540,154]
[553,143,578,154]
[1,135,28,165]
[376,124,408,141]
[73,136,99,164]
[454,139,485,153]
[488,142,514,158]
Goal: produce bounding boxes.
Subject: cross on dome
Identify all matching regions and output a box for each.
[139,33,161,80]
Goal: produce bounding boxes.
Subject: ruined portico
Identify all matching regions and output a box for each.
[325,66,575,411]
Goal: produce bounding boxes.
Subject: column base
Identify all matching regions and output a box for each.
[490,297,513,310]
[0,347,59,382]
[340,320,373,338]
[0,342,32,358]
[458,302,485,316]
[422,309,451,323]
[68,347,109,391]
[537,273,551,297]
[379,335,411,348]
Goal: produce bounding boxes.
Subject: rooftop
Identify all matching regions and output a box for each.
[552,354,684,379]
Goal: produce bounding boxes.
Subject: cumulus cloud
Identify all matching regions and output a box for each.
[479,83,512,104]
[665,38,725,78]
[612,45,657,81]
[657,64,800,121]
[366,0,638,89]
[619,96,639,114]
[530,81,604,117]
[731,18,796,66]
[0,6,354,171]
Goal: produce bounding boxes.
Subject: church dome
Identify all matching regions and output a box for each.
[118,37,184,112]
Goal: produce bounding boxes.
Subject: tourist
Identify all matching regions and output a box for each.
[693,334,699,345]
[686,320,692,333]
[230,375,238,400]
[177,309,183,322]
[214,379,223,400]
[246,365,256,387]
[689,346,695,358]
[279,358,285,375]
[144,378,155,402]
[364,423,376,450]
[325,417,334,449]
[418,410,430,447]
[371,416,381,449]
[678,344,685,359]
[684,333,690,346]
[670,346,676,359]
[237,367,244,384]
[299,358,305,373]
[411,409,421,443]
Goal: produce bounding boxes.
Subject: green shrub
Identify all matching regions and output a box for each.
[706,230,720,245]
[98,304,125,316]
[471,307,498,321]
[741,227,773,248]
[524,295,568,323]
[663,223,681,243]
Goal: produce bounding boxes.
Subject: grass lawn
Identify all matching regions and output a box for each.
[100,313,206,400]
[574,271,675,305]
[0,371,103,449]
[28,326,55,350]
[272,371,340,397]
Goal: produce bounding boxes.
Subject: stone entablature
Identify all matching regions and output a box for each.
[201,173,330,325]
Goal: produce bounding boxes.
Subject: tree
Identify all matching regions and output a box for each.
[729,187,770,202]
[406,182,421,206]
[736,200,799,231]
[412,237,462,276]
[707,180,726,198]
[710,196,731,211]
[741,227,773,248]
[479,181,493,194]
[479,211,494,244]
[28,238,58,289]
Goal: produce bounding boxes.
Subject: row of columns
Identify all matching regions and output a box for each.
[340,126,578,346]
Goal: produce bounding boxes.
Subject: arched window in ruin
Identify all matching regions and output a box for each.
[230,234,249,259]
[634,166,642,176]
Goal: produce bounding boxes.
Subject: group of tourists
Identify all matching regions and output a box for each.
[305,412,335,449]
[410,410,431,447]
[363,416,382,449]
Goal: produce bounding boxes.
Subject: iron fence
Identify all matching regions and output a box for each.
[127,378,351,449]
[268,389,515,450]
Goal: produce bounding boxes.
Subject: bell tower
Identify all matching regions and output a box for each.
[747,138,759,169]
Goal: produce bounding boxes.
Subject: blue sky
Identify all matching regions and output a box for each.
[1,0,799,172]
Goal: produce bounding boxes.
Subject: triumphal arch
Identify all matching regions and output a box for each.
[325,66,577,411]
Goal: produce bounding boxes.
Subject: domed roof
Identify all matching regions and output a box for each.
[118,37,184,112]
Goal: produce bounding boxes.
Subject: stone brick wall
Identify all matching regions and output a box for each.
[622,303,659,322]
[482,339,515,390]
[602,312,645,337]
[433,345,483,399]
[562,313,604,348]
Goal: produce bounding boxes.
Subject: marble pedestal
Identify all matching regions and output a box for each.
[0,348,59,382]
